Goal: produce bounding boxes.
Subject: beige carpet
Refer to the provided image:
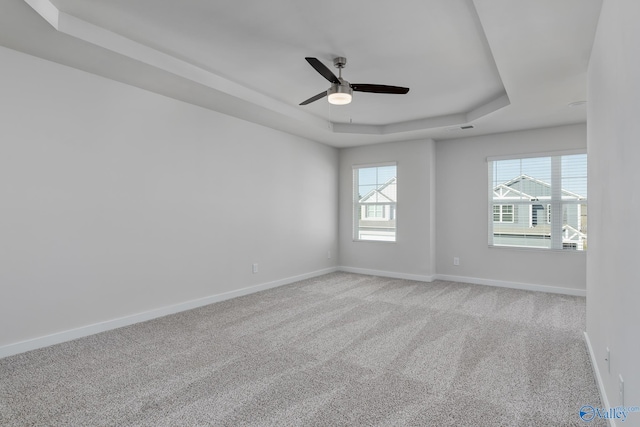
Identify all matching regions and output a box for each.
[0,272,604,426]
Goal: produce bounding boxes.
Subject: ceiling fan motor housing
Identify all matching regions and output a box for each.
[328,81,352,96]
[333,57,347,69]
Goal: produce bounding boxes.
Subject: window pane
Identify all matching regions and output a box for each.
[376,166,396,183]
[561,203,587,250]
[493,217,552,249]
[502,205,514,222]
[562,154,588,199]
[357,185,377,201]
[491,157,551,201]
[354,164,397,242]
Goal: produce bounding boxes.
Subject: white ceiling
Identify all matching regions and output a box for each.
[0,0,602,147]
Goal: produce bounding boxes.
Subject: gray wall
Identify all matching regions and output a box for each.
[0,46,338,350]
[338,139,436,280]
[435,124,587,292]
[587,0,640,411]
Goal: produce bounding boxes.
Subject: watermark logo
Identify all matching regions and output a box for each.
[579,405,640,422]
[579,405,596,422]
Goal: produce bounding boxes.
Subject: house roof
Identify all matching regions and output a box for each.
[493,174,586,200]
[359,177,397,204]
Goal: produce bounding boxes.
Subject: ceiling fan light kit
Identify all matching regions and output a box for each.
[327,84,353,105]
[300,56,409,106]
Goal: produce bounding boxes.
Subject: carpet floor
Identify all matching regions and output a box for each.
[1,272,604,426]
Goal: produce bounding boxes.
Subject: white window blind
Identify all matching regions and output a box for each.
[353,163,397,242]
[488,153,587,250]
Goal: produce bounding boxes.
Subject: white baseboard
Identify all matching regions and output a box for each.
[434,274,586,297]
[338,266,435,283]
[335,268,584,296]
[584,331,615,427]
[0,267,338,359]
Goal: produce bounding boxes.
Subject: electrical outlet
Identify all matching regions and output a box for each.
[606,347,610,373]
[252,263,258,274]
[327,250,331,259]
[453,257,460,266]
[619,375,624,406]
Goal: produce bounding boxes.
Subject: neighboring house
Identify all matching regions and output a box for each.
[492,175,587,249]
[358,177,397,240]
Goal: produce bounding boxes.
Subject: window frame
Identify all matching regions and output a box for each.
[353,162,397,243]
[487,150,587,251]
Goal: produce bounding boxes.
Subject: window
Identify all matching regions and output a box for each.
[493,204,514,223]
[353,163,397,242]
[488,152,587,250]
[365,205,385,219]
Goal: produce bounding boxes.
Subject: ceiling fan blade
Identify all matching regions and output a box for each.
[305,57,340,85]
[299,91,328,105]
[351,84,410,94]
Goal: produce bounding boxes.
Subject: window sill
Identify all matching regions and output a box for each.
[353,239,397,244]
[488,244,586,254]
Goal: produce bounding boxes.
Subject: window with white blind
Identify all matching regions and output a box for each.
[488,152,587,250]
[353,163,397,242]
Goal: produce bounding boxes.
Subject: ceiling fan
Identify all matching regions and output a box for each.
[299,57,410,106]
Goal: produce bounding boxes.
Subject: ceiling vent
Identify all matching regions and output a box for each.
[445,125,475,132]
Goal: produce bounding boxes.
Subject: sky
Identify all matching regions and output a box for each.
[357,165,396,200]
